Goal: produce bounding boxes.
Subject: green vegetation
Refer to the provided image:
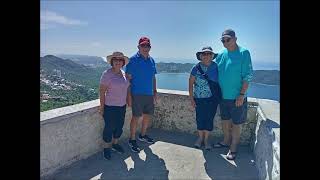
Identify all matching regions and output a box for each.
[40,55,107,112]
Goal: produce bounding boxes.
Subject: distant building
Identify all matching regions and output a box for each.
[57,70,61,77]
[53,69,62,78]
[41,94,50,100]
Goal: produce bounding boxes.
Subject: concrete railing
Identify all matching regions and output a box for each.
[40,89,279,180]
[250,98,280,180]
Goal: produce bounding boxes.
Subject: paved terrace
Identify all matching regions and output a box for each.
[41,89,280,180]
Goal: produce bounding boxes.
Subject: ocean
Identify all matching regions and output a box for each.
[156,73,279,102]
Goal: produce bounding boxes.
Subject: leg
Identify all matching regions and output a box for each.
[102,105,114,160]
[141,114,150,136]
[113,105,126,143]
[138,96,155,143]
[194,98,206,148]
[204,99,218,149]
[230,123,241,152]
[219,100,233,146]
[112,137,118,144]
[203,130,211,149]
[195,130,204,148]
[110,106,126,154]
[141,95,155,136]
[130,116,140,140]
[222,120,232,145]
[130,95,143,140]
[227,98,248,160]
[103,105,114,147]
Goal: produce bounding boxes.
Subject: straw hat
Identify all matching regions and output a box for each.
[106,51,129,66]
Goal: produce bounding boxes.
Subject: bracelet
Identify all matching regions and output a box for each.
[240,93,245,96]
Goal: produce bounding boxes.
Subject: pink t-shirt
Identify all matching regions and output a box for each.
[100,68,130,106]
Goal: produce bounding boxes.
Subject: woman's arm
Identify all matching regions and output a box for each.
[189,75,196,108]
[99,84,108,115]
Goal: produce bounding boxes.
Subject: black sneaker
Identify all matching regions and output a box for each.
[103,148,111,160]
[112,144,125,154]
[138,134,155,144]
[128,140,140,153]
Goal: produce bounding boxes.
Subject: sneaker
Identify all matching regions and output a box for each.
[128,140,140,153]
[138,134,155,144]
[103,148,111,160]
[112,144,125,154]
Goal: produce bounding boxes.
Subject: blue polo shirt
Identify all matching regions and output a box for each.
[125,52,157,95]
[215,46,253,99]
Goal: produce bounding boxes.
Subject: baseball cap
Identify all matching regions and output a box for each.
[221,29,236,38]
[139,37,151,45]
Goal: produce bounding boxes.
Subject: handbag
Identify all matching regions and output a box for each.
[196,63,222,103]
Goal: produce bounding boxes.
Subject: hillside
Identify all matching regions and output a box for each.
[156,62,279,85]
[40,55,108,111]
[252,70,279,85]
[41,55,107,87]
[40,56,279,111]
[55,54,108,67]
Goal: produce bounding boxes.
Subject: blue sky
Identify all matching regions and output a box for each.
[41,1,279,67]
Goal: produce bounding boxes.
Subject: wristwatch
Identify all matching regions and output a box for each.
[240,93,245,96]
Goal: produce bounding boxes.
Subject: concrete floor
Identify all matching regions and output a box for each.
[44,128,259,180]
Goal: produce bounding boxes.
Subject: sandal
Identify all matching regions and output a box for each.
[204,144,212,151]
[194,142,202,149]
[194,139,203,149]
[226,151,237,160]
[213,142,229,148]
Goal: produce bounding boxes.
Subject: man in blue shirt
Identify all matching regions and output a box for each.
[125,37,157,153]
[214,29,253,160]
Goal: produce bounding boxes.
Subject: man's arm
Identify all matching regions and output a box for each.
[236,50,253,106]
[153,76,157,103]
[153,76,157,94]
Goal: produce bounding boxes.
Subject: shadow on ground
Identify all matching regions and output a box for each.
[46,128,258,180]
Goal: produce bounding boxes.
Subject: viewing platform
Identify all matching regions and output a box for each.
[40,89,280,180]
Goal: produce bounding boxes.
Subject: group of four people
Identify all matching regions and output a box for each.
[99,29,253,161]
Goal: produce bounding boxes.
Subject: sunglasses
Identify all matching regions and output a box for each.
[221,38,231,43]
[202,52,213,56]
[140,44,151,48]
[111,58,124,61]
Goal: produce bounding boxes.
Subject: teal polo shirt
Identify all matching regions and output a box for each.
[215,46,253,99]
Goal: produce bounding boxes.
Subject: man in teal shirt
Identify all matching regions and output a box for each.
[214,29,253,160]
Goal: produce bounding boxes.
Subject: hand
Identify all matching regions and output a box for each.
[127,96,132,107]
[235,95,245,107]
[99,106,104,116]
[190,98,196,108]
[153,92,158,104]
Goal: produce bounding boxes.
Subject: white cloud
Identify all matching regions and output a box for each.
[40,10,87,29]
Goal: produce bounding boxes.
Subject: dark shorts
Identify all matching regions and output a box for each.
[103,105,126,143]
[132,95,154,117]
[220,98,248,125]
[194,96,219,131]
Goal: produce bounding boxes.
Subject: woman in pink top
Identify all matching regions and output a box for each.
[99,51,130,160]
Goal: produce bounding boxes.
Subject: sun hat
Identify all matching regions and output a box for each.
[196,46,218,61]
[106,51,129,66]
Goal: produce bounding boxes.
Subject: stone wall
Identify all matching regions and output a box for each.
[250,98,280,180]
[152,89,258,145]
[40,100,141,177]
[40,89,279,179]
